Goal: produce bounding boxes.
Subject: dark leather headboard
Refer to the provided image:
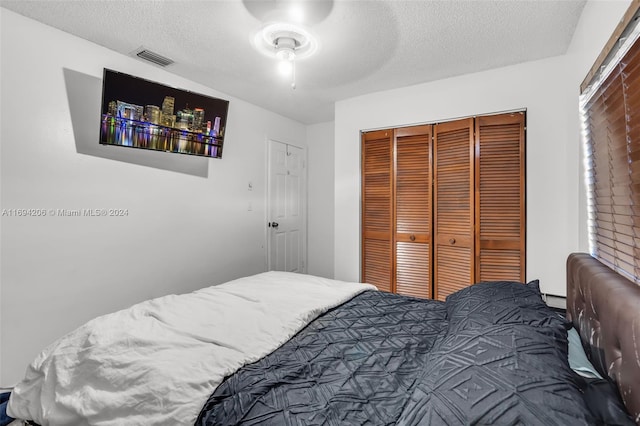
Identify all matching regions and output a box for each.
[567,253,640,423]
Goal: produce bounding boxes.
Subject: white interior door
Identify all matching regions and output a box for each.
[268,140,306,273]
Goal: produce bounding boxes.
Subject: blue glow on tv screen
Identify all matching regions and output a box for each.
[99,69,230,158]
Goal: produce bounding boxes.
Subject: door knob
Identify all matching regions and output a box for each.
[269,222,279,228]
[410,234,416,241]
[449,238,456,245]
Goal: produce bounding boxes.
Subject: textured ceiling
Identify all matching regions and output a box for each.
[1,0,587,124]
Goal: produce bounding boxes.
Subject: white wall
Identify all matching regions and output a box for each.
[0,9,307,386]
[306,122,335,278]
[334,0,630,297]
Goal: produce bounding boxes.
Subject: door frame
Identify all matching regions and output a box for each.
[265,138,308,273]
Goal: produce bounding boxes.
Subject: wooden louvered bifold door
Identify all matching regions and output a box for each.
[434,118,475,301]
[395,125,432,298]
[475,113,526,282]
[361,130,394,292]
[361,113,526,298]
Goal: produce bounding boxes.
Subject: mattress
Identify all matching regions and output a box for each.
[7,272,375,425]
[6,272,617,425]
[197,282,595,425]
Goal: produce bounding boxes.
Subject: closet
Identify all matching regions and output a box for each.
[361,112,525,300]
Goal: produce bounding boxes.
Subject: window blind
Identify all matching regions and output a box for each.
[581,13,640,283]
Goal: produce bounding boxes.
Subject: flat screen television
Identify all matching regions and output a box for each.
[99,69,229,158]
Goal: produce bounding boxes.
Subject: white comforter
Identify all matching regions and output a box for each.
[7,272,375,425]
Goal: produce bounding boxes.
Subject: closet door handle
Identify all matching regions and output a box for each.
[410,234,416,241]
[449,238,456,245]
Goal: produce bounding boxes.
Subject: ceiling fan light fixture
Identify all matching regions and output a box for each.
[275,36,297,61]
[278,59,294,77]
[254,22,318,61]
[253,23,316,89]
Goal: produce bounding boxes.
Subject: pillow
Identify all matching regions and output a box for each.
[565,329,634,424]
[445,280,570,334]
[581,378,635,425]
[0,392,13,426]
[398,323,596,425]
[567,327,602,379]
[525,278,541,293]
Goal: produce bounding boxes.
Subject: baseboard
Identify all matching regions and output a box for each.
[542,294,567,310]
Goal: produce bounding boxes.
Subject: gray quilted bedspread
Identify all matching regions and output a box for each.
[196,283,595,425]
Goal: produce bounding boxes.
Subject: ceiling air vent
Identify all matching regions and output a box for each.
[132,48,174,67]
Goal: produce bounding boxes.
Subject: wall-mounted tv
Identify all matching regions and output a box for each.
[100,69,229,158]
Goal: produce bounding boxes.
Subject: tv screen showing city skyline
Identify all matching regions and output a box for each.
[99,68,229,158]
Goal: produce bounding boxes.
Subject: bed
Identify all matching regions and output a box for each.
[3,254,639,425]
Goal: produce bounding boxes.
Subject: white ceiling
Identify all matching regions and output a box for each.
[1,0,587,124]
